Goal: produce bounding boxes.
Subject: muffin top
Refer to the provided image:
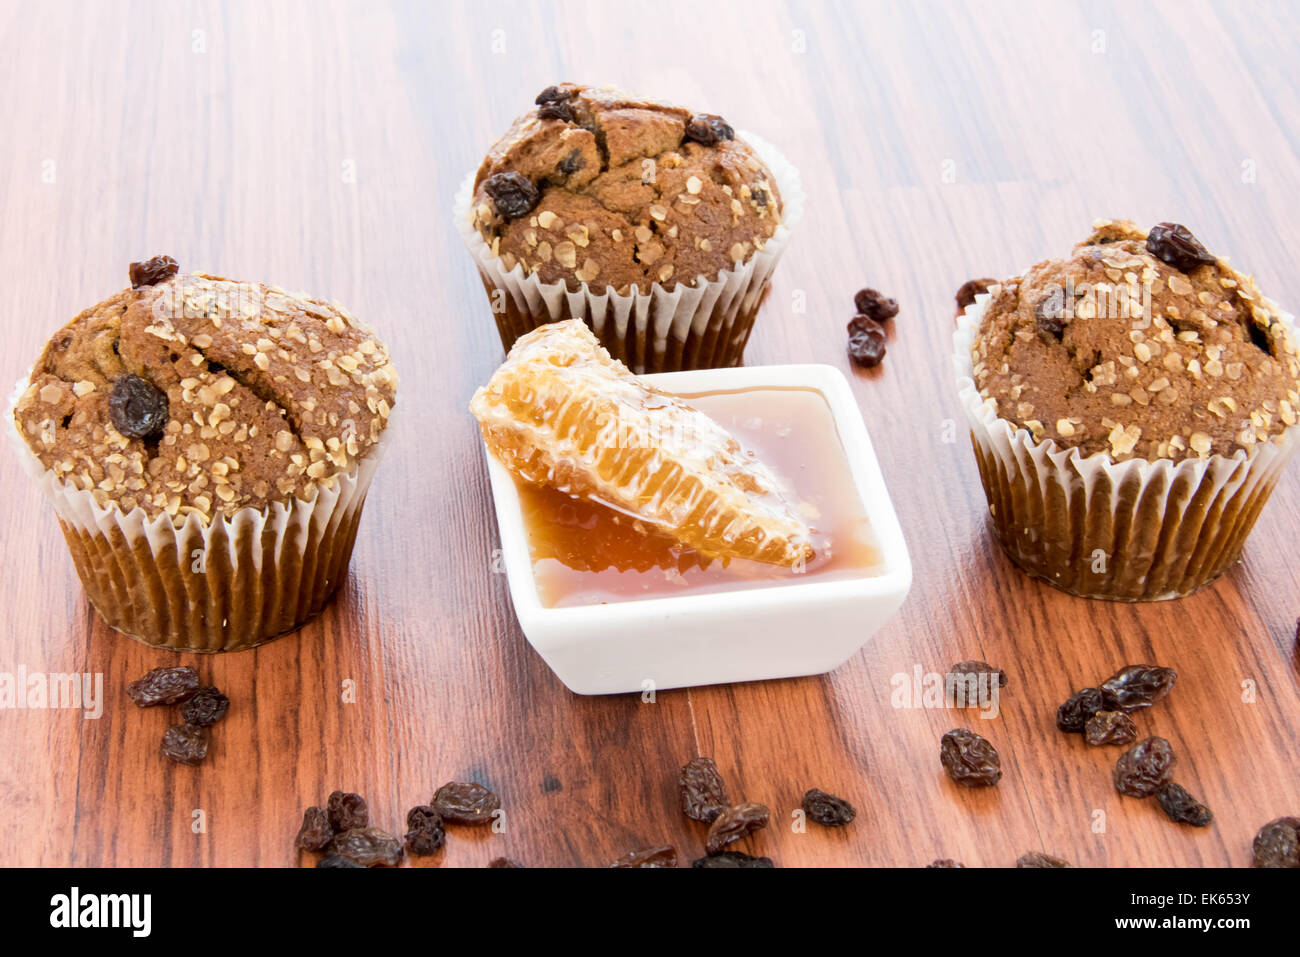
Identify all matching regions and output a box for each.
[469,83,784,295]
[971,219,1300,462]
[13,258,398,522]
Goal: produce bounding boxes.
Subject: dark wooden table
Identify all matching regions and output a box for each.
[1,0,1297,867]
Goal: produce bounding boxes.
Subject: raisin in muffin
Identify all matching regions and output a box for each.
[10,256,398,651]
[956,220,1299,600]
[455,82,802,373]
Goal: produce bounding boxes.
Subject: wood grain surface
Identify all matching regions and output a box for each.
[1,0,1298,868]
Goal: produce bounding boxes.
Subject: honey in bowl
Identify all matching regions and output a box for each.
[518,386,881,608]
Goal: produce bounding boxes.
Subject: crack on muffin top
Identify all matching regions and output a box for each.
[470,83,784,294]
[14,271,398,523]
[972,219,1300,462]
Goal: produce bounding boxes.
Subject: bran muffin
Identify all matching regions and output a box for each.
[10,258,398,650]
[455,82,802,373]
[956,220,1300,600]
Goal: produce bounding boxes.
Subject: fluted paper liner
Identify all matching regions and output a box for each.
[954,296,1299,601]
[9,379,393,651]
[454,131,804,374]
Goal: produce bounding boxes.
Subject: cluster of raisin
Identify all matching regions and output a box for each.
[846,286,899,369]
[1055,664,1213,829]
[127,666,229,766]
[295,781,504,868]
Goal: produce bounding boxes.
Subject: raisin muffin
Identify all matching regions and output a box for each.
[454,82,803,373]
[955,220,1299,600]
[10,256,398,651]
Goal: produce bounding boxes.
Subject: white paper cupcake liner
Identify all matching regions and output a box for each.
[453,130,804,373]
[954,294,1299,600]
[8,377,393,651]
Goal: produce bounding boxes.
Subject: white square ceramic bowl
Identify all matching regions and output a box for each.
[482,363,912,695]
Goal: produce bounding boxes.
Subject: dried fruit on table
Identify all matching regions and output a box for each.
[433,781,501,825]
[1016,851,1072,868]
[705,802,771,855]
[295,806,334,852]
[1156,783,1212,827]
[853,287,899,322]
[326,791,369,832]
[470,320,813,567]
[179,686,229,727]
[127,666,199,707]
[1099,664,1176,712]
[611,845,677,868]
[1084,710,1138,747]
[109,374,170,440]
[940,728,1002,787]
[847,316,887,368]
[926,859,965,868]
[691,850,775,868]
[679,757,730,824]
[1250,817,1300,868]
[331,827,404,867]
[1113,737,1176,797]
[404,805,446,856]
[1146,223,1217,273]
[801,788,857,827]
[488,857,525,868]
[317,853,365,869]
[128,254,179,288]
[1056,687,1104,733]
[948,659,1008,690]
[955,278,996,316]
[161,723,209,766]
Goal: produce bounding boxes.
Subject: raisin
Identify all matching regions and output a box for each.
[534,85,566,105]
[161,723,209,766]
[751,185,770,208]
[939,728,1002,788]
[801,788,856,827]
[847,317,887,368]
[295,806,334,851]
[538,100,575,122]
[179,686,229,727]
[1035,287,1066,340]
[611,845,677,868]
[705,802,771,855]
[331,827,404,867]
[926,859,965,868]
[1156,783,1213,827]
[684,113,734,146]
[483,172,540,221]
[109,374,169,440]
[326,791,369,832]
[487,857,525,868]
[691,851,775,868]
[1085,710,1138,747]
[129,254,179,288]
[955,278,996,316]
[1113,737,1176,797]
[404,805,446,856]
[557,148,583,176]
[679,757,729,824]
[127,666,199,706]
[1251,817,1300,868]
[1146,222,1217,273]
[317,853,366,868]
[853,287,899,322]
[1056,687,1104,733]
[1016,851,1072,868]
[1099,664,1176,712]
[432,781,501,825]
[948,660,1008,689]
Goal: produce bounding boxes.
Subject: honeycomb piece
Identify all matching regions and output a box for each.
[470,320,813,567]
